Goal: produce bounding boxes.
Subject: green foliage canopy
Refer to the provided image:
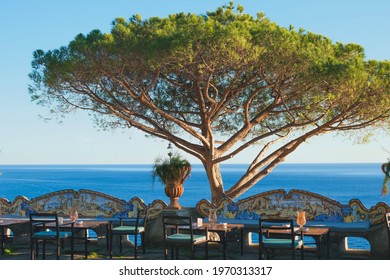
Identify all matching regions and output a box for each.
[30,4,390,202]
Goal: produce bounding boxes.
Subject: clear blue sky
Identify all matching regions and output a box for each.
[0,0,389,164]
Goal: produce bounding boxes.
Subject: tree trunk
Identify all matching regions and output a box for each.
[204,161,225,205]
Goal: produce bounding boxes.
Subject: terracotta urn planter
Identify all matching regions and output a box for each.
[164,183,185,209]
[152,153,191,209]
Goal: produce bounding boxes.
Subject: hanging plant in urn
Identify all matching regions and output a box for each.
[152,152,191,209]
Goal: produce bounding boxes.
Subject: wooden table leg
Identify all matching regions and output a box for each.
[1,226,4,255]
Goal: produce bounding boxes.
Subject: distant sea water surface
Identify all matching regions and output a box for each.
[0,163,388,250]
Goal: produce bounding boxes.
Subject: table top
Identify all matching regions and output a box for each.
[298,227,329,235]
[31,219,108,230]
[0,217,109,229]
[197,222,244,232]
[0,218,29,226]
[266,226,329,236]
[55,220,109,229]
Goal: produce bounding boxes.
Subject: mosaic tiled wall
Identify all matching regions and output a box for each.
[196,189,390,225]
[0,189,167,219]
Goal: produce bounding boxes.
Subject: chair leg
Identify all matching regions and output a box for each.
[191,244,195,259]
[35,241,40,259]
[56,239,60,260]
[109,233,113,259]
[164,243,168,260]
[388,242,390,260]
[119,235,123,254]
[205,242,208,260]
[292,249,295,260]
[106,226,109,251]
[134,234,138,259]
[258,245,263,260]
[141,233,146,254]
[42,240,46,259]
[388,233,390,259]
[30,239,35,260]
[36,241,40,258]
[71,236,74,260]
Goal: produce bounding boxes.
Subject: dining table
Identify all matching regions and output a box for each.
[41,219,110,259]
[58,220,110,259]
[266,226,330,259]
[197,222,244,260]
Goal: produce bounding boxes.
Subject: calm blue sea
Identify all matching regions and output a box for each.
[0,163,388,250]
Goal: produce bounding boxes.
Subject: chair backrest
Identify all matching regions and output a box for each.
[29,213,60,236]
[162,215,194,240]
[386,213,390,231]
[259,218,295,245]
[386,213,390,259]
[117,208,148,229]
[140,208,148,228]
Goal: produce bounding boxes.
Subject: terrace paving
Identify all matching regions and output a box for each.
[0,240,369,260]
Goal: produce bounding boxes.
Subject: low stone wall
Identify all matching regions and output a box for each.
[196,189,390,259]
[1,188,389,259]
[0,189,168,246]
[0,189,167,219]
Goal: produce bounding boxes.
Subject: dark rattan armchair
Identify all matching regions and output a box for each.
[109,209,148,259]
[386,212,390,259]
[29,213,74,260]
[163,215,208,259]
[259,218,304,260]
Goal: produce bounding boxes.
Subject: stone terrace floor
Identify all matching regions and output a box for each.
[0,240,371,260]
